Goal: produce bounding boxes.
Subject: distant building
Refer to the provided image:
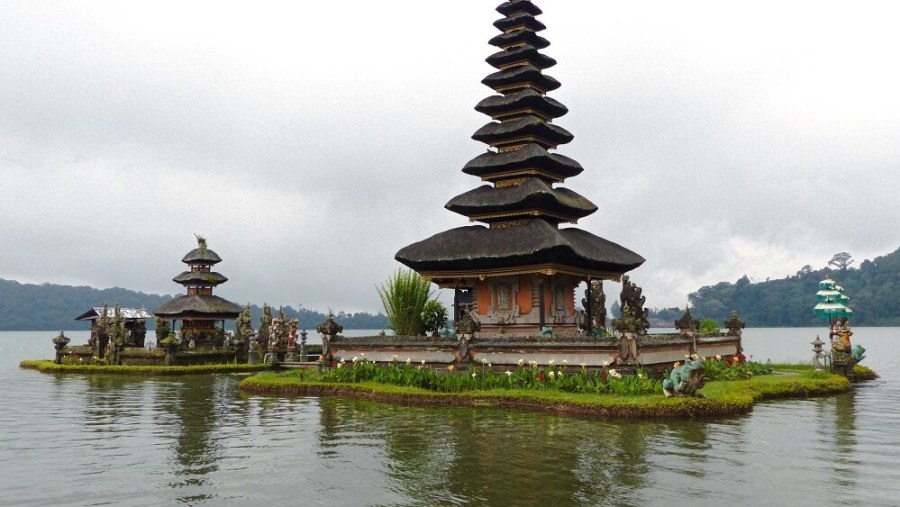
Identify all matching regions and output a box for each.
[76,306,152,354]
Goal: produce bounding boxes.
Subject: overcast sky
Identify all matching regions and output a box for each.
[2,1,898,314]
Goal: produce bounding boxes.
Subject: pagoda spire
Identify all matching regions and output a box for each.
[396,1,644,335]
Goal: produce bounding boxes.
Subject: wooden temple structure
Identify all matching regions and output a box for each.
[396,0,644,336]
[325,0,742,371]
[154,236,242,348]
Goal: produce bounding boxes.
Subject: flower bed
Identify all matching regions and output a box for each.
[239,359,855,419]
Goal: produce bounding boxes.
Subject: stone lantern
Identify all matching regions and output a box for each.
[811,335,825,370]
[52,331,71,364]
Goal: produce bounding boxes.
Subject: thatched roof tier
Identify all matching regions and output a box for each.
[482,65,560,93]
[181,246,222,265]
[496,0,543,17]
[462,143,583,181]
[489,29,550,50]
[493,13,546,33]
[473,115,573,149]
[154,295,242,320]
[486,45,556,71]
[475,89,567,120]
[396,220,644,279]
[445,178,596,223]
[172,271,229,286]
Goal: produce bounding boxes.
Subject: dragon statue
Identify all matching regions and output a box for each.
[662,359,707,397]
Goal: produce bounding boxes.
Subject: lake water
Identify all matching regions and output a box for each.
[1,328,898,506]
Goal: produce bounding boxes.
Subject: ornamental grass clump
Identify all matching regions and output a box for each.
[377,269,446,336]
[703,354,774,381]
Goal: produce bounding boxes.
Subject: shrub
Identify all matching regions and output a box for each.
[377,269,443,336]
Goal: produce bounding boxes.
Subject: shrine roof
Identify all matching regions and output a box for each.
[489,30,550,50]
[482,65,561,93]
[473,116,573,147]
[475,89,567,119]
[496,0,543,17]
[172,271,229,285]
[486,45,556,70]
[154,295,242,320]
[181,247,222,265]
[396,220,644,277]
[462,143,583,180]
[75,307,154,321]
[445,178,596,221]
[493,13,546,33]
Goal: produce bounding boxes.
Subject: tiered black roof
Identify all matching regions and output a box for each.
[396,1,644,280]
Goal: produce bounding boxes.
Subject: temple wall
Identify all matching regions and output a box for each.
[325,333,741,371]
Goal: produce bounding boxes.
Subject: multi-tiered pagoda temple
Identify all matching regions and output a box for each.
[154,237,242,347]
[397,0,644,335]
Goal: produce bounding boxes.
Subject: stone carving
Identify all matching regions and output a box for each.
[581,280,607,332]
[613,276,649,334]
[454,309,481,336]
[724,311,745,337]
[487,280,520,325]
[317,311,344,360]
[662,359,707,397]
[675,307,699,335]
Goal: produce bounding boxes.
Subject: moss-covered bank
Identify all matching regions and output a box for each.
[20,359,273,376]
[239,369,854,419]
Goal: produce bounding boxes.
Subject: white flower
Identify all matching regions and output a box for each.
[562,359,568,366]
[360,352,366,358]
[558,371,564,378]
[602,360,609,367]
[392,354,398,362]
[548,359,556,367]
[337,363,343,369]
[549,371,556,379]
[481,358,488,365]
[505,371,513,376]
[406,357,411,365]
[488,363,492,368]
[352,356,359,363]
[471,372,477,378]
[517,358,525,367]
[608,369,622,379]
[580,363,587,369]
[421,359,426,365]
[340,358,346,364]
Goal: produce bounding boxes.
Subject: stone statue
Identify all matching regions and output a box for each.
[613,276,649,334]
[852,345,866,363]
[724,311,746,337]
[288,318,299,348]
[581,280,607,332]
[675,307,699,335]
[663,359,707,397]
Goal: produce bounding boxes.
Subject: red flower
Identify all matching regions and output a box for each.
[538,372,545,381]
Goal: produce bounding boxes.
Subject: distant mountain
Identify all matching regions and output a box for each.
[686,247,900,326]
[0,279,389,331]
[0,279,175,331]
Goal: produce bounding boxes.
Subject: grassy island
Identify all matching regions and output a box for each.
[239,360,857,419]
[20,359,273,376]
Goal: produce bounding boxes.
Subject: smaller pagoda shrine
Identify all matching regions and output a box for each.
[814,278,865,376]
[154,236,242,348]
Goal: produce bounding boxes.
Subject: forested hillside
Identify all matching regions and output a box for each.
[687,248,899,326]
[0,279,389,331]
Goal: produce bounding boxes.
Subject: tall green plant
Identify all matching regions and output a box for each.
[377,269,437,336]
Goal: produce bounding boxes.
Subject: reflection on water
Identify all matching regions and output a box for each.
[1,328,899,506]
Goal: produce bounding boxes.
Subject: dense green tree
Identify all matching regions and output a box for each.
[689,248,899,326]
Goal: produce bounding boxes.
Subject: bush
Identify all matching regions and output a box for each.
[377,269,444,336]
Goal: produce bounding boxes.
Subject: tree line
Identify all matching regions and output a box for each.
[0,278,389,331]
